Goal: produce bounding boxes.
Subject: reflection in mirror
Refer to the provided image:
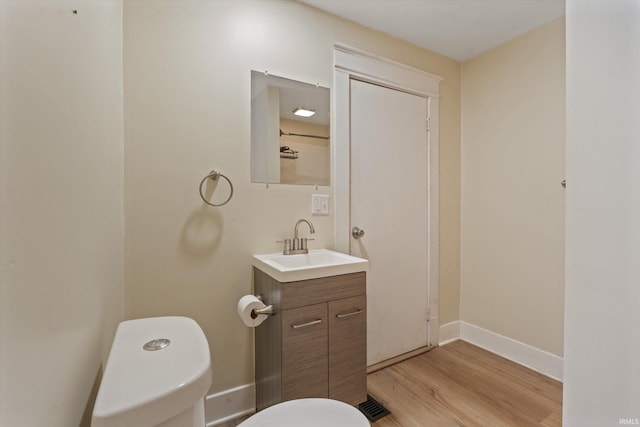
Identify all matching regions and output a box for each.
[251,71,330,185]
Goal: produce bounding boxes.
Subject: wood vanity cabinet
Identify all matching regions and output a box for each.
[254,268,367,411]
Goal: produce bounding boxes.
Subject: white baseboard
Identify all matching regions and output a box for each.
[438,321,461,345]
[205,383,255,427]
[439,320,563,382]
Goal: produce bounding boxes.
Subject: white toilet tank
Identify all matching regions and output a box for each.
[92,316,212,427]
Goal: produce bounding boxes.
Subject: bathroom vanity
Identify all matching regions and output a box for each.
[253,265,367,410]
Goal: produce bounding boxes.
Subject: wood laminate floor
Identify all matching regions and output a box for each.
[367,340,563,427]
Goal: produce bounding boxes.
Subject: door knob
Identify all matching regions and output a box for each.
[352,227,365,238]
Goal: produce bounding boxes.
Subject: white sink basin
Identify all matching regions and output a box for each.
[253,249,368,282]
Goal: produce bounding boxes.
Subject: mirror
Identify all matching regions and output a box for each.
[251,71,330,185]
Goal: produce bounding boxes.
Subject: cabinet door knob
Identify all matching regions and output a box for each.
[291,319,323,329]
[336,309,364,319]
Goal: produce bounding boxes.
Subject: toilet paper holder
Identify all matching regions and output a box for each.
[251,296,275,319]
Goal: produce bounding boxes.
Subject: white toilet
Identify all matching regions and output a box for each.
[92,316,369,427]
[92,316,212,427]
[237,398,369,426]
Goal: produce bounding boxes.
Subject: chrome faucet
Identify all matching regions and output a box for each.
[282,219,315,255]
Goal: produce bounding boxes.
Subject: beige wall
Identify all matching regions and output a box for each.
[0,1,124,426]
[123,0,461,393]
[460,19,565,356]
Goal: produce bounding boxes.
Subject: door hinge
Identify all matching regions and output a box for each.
[426,117,431,132]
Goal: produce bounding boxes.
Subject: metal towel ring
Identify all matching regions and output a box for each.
[199,170,233,207]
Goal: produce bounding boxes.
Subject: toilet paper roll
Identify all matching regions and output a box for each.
[237,295,269,327]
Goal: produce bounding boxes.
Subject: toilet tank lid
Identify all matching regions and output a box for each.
[93,316,212,422]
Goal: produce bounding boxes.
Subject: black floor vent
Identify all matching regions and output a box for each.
[358,394,391,422]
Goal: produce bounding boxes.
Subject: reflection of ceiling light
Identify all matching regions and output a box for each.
[293,108,316,117]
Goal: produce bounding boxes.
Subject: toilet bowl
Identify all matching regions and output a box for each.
[238,398,369,427]
[92,316,369,427]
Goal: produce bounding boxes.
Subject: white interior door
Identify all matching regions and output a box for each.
[349,79,430,366]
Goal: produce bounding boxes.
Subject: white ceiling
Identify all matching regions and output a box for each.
[298,0,565,61]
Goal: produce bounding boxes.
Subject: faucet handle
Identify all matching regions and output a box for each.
[276,239,292,253]
[300,238,315,250]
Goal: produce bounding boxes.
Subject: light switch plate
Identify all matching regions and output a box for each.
[311,194,329,216]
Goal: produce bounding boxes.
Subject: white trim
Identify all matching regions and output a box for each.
[334,44,442,98]
[460,322,563,381]
[438,321,461,346]
[333,44,442,353]
[205,383,255,427]
[331,68,351,254]
[427,96,440,348]
[439,321,564,382]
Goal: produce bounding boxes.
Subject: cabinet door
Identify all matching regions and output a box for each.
[281,302,328,400]
[329,295,367,405]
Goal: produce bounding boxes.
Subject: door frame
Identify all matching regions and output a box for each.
[332,44,442,347]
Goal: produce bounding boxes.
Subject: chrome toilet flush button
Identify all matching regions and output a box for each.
[143,338,171,351]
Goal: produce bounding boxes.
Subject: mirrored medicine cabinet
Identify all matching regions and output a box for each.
[251,71,330,186]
